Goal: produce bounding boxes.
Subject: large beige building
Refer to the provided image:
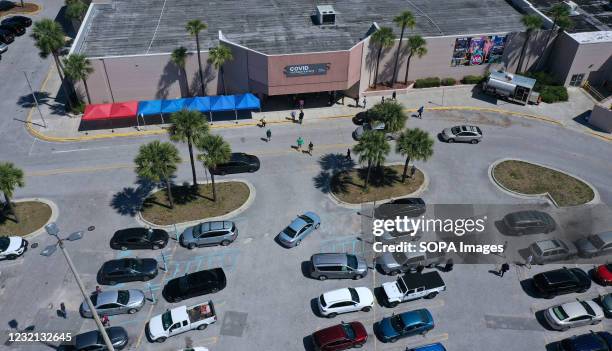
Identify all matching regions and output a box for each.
[72,0,611,104]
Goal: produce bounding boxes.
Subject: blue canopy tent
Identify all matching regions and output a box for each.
[188,96,211,113]
[209,95,236,124]
[234,93,261,111]
[161,98,193,114]
[137,100,163,128]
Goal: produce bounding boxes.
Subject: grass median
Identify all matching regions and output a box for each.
[0,201,52,237]
[140,181,250,226]
[331,164,424,204]
[493,160,594,207]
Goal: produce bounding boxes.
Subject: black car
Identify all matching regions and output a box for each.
[212,152,260,175]
[110,227,169,250]
[0,29,14,44]
[554,331,612,351]
[502,210,556,236]
[532,267,591,299]
[0,23,25,36]
[74,327,128,350]
[374,198,426,219]
[97,258,158,285]
[2,16,32,28]
[162,267,227,302]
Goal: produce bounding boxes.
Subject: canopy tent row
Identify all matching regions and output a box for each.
[82,101,139,131]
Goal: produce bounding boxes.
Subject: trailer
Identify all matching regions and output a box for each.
[483,70,540,105]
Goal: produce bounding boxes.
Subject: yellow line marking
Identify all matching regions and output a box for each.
[26,163,133,177]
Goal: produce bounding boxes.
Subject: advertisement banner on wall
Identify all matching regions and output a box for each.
[450,35,507,67]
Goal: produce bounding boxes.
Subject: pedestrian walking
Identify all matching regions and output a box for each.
[499,262,510,277]
[259,117,266,128]
[354,97,359,107]
[381,96,385,103]
[526,255,533,269]
[392,91,397,100]
[101,315,110,327]
[362,97,367,109]
[417,106,424,118]
[60,302,67,319]
[444,259,454,272]
[341,94,345,105]
[409,164,416,178]
[296,136,304,151]
[95,286,102,294]
[266,129,271,142]
[298,111,304,124]
[308,141,314,155]
[291,110,296,122]
[346,148,351,160]
[299,99,304,110]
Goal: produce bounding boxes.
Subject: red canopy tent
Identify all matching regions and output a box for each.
[82,103,113,121]
[82,101,138,121]
[109,101,138,119]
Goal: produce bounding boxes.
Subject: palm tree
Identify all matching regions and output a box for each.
[196,134,231,202]
[370,27,395,88]
[403,35,427,85]
[169,110,209,188]
[369,100,407,133]
[208,45,233,95]
[517,14,543,73]
[352,131,390,190]
[31,19,73,110]
[538,4,573,70]
[171,47,189,97]
[392,11,416,86]
[395,128,434,183]
[66,0,88,23]
[0,163,25,223]
[63,54,94,104]
[185,19,207,96]
[134,141,181,209]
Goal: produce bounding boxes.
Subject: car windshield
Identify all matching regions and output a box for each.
[392,252,407,263]
[0,237,9,251]
[348,288,360,303]
[606,264,612,271]
[283,226,298,238]
[117,290,129,305]
[193,225,202,237]
[341,323,356,340]
[590,235,605,249]
[552,306,569,320]
[319,294,326,307]
[161,311,173,330]
[451,127,461,134]
[397,277,408,294]
[580,301,595,316]
[533,245,543,256]
[179,276,191,292]
[298,215,314,224]
[390,315,405,332]
[347,255,358,269]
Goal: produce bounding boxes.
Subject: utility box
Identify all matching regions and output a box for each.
[315,5,336,25]
[483,70,540,105]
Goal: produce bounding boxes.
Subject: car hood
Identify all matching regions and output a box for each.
[277,231,295,244]
[108,327,128,345]
[181,226,196,242]
[147,314,166,339]
[379,317,399,338]
[162,277,184,299]
[377,253,400,268]
[575,238,597,253]
[139,259,158,274]
[601,294,612,312]
[127,289,145,306]
[355,287,374,306]
[442,128,454,136]
[382,281,401,299]
[356,255,368,272]
[6,237,23,253]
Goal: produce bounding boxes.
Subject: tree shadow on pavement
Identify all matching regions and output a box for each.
[110,179,155,216]
[313,153,356,194]
[17,91,66,116]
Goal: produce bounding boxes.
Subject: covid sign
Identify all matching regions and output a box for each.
[283,63,330,77]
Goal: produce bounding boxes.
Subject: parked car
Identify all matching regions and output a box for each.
[177,348,208,351]
[0,236,27,260]
[311,321,368,351]
[147,301,217,343]
[110,227,169,250]
[352,121,397,140]
[0,43,7,53]
[0,23,24,36]
[0,29,14,44]
[544,299,604,331]
[162,267,227,303]
[528,239,577,264]
[502,210,556,235]
[97,258,158,285]
[74,327,128,350]
[598,293,612,317]
[377,309,434,343]
[2,16,32,27]
[277,212,321,247]
[81,289,146,318]
[575,231,612,258]
[532,267,591,298]
[554,331,612,351]
[407,343,447,351]
[211,152,260,175]
[382,271,446,307]
[440,125,482,143]
[180,221,238,249]
[376,249,446,275]
[317,287,374,318]
[594,264,612,286]
[374,197,426,220]
[310,253,368,280]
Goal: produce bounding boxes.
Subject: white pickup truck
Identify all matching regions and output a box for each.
[382,271,446,307]
[147,301,217,343]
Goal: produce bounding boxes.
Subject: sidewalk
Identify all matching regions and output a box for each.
[27,64,610,142]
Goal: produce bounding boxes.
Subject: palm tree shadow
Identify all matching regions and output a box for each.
[110,179,155,216]
[313,153,356,194]
[357,166,399,188]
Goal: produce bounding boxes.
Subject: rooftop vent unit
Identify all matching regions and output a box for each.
[316,5,336,25]
[563,1,580,16]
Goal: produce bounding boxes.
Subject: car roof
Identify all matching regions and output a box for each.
[399,309,432,325]
[312,253,349,266]
[323,288,353,304]
[534,239,564,252]
[314,323,351,343]
[567,331,612,349]
[539,268,578,284]
[559,301,591,318]
[95,290,120,306]
[201,221,233,231]
[410,343,447,351]
[593,231,612,242]
[506,210,553,223]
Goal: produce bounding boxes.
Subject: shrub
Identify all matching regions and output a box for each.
[441,78,456,86]
[414,77,440,88]
[461,75,485,84]
[524,71,558,91]
[539,85,568,103]
[70,100,86,115]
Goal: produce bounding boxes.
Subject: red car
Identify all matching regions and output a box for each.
[312,322,368,351]
[594,264,612,285]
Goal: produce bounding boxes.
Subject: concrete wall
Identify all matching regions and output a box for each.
[567,40,612,86]
[590,104,612,132]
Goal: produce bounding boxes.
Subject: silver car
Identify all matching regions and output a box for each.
[575,231,612,258]
[352,122,396,140]
[528,239,577,264]
[310,253,368,280]
[81,289,145,318]
[180,221,238,249]
[376,249,446,275]
[277,212,321,247]
[544,300,604,331]
[441,125,482,143]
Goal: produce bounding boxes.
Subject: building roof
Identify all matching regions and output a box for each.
[529,0,612,33]
[75,0,526,57]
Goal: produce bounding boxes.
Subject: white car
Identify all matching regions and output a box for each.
[544,300,604,331]
[0,236,28,260]
[317,287,374,318]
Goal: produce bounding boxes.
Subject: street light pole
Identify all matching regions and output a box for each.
[23,71,47,128]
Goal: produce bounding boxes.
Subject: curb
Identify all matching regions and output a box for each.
[488,158,600,208]
[327,162,429,209]
[135,179,256,230]
[11,197,59,240]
